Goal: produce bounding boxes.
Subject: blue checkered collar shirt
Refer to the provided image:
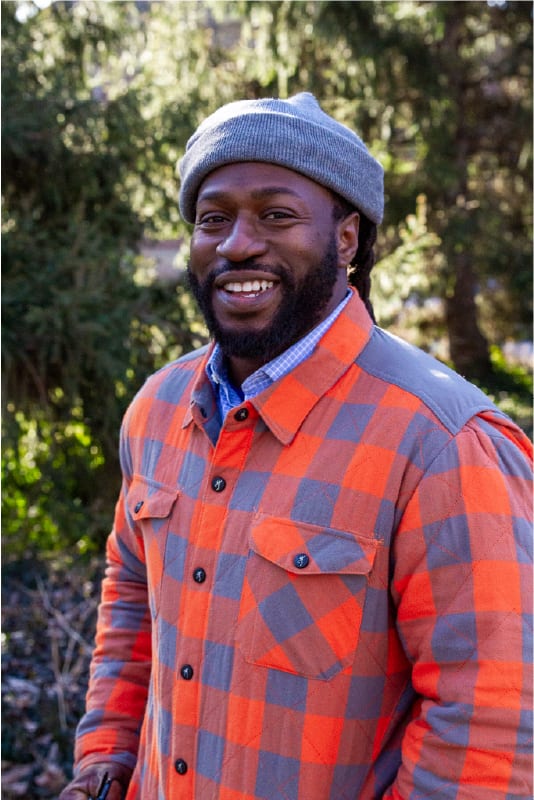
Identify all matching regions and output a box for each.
[205,290,352,421]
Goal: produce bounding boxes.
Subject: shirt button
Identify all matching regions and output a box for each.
[234,407,249,421]
[174,758,188,775]
[180,664,194,680]
[211,476,226,492]
[193,567,206,584]
[294,553,310,569]
[134,500,144,513]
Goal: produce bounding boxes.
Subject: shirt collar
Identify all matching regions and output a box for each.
[188,290,373,443]
[205,290,352,420]
[249,290,373,444]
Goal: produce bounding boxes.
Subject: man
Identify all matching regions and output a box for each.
[60,94,532,800]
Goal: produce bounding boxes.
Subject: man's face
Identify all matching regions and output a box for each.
[187,162,357,370]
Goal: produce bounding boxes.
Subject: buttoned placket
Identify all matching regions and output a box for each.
[171,402,255,791]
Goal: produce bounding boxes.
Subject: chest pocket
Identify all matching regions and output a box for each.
[237,515,378,681]
[126,474,179,619]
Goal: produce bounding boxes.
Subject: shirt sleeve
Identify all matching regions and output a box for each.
[73,432,152,774]
[385,411,532,800]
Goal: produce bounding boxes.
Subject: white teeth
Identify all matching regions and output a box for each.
[224,280,274,293]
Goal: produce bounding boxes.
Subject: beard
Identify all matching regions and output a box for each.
[187,233,340,363]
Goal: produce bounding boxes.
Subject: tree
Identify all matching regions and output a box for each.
[2,0,531,560]
[236,0,532,379]
[1,0,207,556]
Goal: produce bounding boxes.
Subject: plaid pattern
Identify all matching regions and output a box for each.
[206,290,351,419]
[75,291,533,799]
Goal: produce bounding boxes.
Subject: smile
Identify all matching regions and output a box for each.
[224,279,275,295]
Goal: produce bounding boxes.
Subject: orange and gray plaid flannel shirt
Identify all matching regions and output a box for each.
[75,290,533,799]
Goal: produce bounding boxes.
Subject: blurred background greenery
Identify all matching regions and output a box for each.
[1,3,532,793]
[2,0,532,561]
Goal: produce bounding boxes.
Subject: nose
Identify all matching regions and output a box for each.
[215,215,268,262]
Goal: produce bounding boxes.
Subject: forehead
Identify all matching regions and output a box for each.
[196,161,335,206]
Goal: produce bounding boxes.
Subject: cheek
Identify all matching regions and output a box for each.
[189,237,216,275]
[290,237,330,276]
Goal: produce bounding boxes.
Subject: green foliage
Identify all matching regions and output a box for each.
[372,195,444,331]
[477,347,533,439]
[236,0,532,361]
[1,0,208,560]
[2,406,107,558]
[2,0,532,564]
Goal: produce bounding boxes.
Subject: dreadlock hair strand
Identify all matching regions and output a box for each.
[332,194,378,322]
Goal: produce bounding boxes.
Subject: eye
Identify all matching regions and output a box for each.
[263,209,296,221]
[195,212,229,226]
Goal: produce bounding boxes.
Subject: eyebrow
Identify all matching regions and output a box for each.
[196,186,304,204]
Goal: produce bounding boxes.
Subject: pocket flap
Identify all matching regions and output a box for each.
[127,475,179,520]
[250,515,377,576]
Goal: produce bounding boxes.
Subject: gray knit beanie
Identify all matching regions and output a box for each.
[178,92,384,225]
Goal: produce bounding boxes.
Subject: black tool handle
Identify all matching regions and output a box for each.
[91,772,113,800]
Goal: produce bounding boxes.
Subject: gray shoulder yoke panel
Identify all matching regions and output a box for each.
[357,327,498,436]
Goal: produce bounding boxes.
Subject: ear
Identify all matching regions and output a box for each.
[336,212,360,267]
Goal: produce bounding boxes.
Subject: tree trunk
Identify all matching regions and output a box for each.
[445,253,493,381]
[440,5,493,383]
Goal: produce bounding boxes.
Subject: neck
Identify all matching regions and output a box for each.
[222,280,350,387]
[226,354,264,387]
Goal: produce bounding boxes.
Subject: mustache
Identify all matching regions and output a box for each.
[187,259,289,285]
